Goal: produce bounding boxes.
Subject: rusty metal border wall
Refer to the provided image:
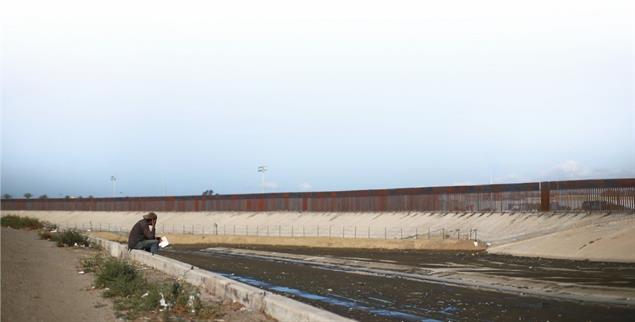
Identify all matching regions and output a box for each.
[2,179,633,213]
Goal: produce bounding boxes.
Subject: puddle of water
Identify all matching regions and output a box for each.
[220,273,443,322]
[441,306,460,314]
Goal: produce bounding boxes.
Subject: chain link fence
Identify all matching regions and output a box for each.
[57,222,480,241]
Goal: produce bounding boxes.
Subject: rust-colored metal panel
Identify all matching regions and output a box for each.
[2,179,632,213]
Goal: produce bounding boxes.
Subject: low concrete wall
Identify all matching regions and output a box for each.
[91,237,354,322]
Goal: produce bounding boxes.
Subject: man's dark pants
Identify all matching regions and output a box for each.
[134,239,159,254]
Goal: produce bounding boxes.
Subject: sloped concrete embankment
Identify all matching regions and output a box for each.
[488,216,635,262]
[4,210,628,242]
[3,210,633,260]
[91,236,354,322]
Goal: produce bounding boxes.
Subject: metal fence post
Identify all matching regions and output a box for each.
[291,226,294,237]
[442,228,445,240]
[415,227,418,239]
[384,227,387,239]
[428,227,430,239]
[354,226,357,239]
[457,229,460,240]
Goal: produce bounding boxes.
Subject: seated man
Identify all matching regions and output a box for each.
[128,212,161,254]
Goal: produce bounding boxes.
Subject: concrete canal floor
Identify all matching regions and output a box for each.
[163,244,635,322]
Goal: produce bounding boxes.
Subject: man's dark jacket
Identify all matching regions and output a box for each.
[128,219,155,250]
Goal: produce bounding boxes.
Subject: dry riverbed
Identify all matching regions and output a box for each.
[164,244,635,322]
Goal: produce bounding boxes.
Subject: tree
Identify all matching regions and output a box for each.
[2,193,11,199]
[202,189,215,196]
[24,193,32,199]
[38,194,48,199]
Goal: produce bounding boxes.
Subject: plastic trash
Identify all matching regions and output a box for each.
[159,292,168,311]
[187,295,196,313]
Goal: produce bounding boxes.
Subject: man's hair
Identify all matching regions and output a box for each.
[143,212,157,220]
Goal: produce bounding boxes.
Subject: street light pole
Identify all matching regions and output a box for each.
[111,176,117,198]
[257,166,267,193]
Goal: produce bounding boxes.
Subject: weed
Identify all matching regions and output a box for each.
[86,255,219,320]
[95,258,147,298]
[1,215,44,230]
[80,254,105,273]
[53,229,90,247]
[43,222,58,231]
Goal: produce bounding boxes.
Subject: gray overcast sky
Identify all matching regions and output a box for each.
[2,0,634,197]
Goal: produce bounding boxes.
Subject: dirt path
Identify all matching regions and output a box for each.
[1,227,116,322]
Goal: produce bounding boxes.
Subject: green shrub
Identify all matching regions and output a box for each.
[95,258,147,298]
[81,254,105,273]
[43,222,58,231]
[84,255,216,320]
[53,229,90,247]
[0,215,44,230]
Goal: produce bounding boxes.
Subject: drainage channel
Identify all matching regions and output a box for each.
[221,273,443,322]
[163,248,635,322]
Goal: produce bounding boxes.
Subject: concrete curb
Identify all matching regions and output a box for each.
[90,237,355,322]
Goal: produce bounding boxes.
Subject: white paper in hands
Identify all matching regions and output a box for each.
[158,236,170,248]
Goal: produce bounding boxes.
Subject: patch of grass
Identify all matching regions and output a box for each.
[95,258,147,298]
[52,229,91,247]
[80,254,106,273]
[1,215,44,230]
[85,255,220,320]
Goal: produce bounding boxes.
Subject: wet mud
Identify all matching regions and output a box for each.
[163,244,635,322]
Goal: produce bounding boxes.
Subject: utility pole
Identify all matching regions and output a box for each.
[111,176,117,198]
[257,166,267,193]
